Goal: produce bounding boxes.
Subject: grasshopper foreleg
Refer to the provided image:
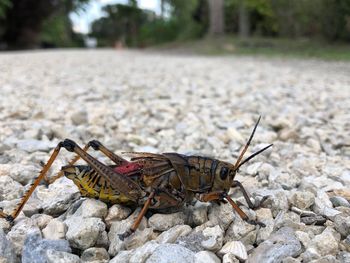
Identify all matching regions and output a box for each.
[232,180,269,210]
[198,191,266,227]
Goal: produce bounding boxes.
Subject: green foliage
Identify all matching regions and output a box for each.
[91,0,206,47]
[0,0,11,18]
[40,14,70,46]
[225,0,350,42]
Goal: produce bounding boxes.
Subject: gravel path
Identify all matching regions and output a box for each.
[0,50,349,263]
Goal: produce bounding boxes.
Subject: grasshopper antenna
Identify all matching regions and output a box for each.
[236,143,273,170]
[233,116,261,171]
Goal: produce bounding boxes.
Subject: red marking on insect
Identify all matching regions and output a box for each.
[114,162,143,174]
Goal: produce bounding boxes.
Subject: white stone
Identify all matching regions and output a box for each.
[156,225,192,244]
[218,241,248,261]
[65,217,105,250]
[43,219,66,240]
[201,225,224,251]
[148,212,185,231]
[194,251,220,263]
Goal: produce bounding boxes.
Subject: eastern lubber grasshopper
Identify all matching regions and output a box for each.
[0,117,272,240]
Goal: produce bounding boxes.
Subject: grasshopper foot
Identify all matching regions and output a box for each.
[118,229,134,241]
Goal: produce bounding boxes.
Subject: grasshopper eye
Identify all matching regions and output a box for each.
[220,167,229,180]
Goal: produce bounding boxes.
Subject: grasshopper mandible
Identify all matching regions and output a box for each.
[0,117,272,240]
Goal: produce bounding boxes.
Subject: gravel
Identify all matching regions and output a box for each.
[0,50,349,262]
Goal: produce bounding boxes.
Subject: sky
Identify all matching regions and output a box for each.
[70,0,161,34]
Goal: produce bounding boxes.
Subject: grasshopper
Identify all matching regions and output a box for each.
[0,117,272,239]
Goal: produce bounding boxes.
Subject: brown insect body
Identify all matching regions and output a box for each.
[0,117,272,240]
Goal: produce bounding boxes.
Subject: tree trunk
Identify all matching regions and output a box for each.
[207,0,224,35]
[3,0,60,49]
[161,0,165,18]
[238,0,250,38]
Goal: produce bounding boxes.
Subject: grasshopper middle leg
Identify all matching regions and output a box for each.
[198,191,265,227]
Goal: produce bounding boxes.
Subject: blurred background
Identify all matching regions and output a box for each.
[1,0,350,59]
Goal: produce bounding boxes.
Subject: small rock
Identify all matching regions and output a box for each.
[22,230,72,263]
[257,219,274,244]
[146,243,195,263]
[290,191,315,210]
[31,214,53,229]
[224,216,256,242]
[201,225,224,251]
[6,218,39,256]
[108,208,147,256]
[36,179,80,216]
[301,247,321,262]
[46,250,81,263]
[218,241,248,261]
[75,199,108,219]
[16,139,56,153]
[338,252,350,263]
[71,110,88,125]
[124,228,154,250]
[222,253,240,263]
[208,202,236,230]
[329,196,350,208]
[282,257,300,263]
[261,190,290,217]
[8,164,38,185]
[109,250,134,263]
[194,251,220,263]
[175,230,206,252]
[256,208,273,221]
[95,230,109,249]
[301,215,327,225]
[0,228,16,263]
[148,212,185,231]
[310,227,339,256]
[274,211,301,230]
[311,255,339,263]
[295,230,311,248]
[43,218,66,240]
[129,241,159,263]
[156,225,192,244]
[313,191,341,220]
[274,172,300,190]
[0,176,24,201]
[0,218,11,232]
[104,204,132,228]
[256,208,274,244]
[191,203,208,226]
[247,227,302,263]
[81,247,109,263]
[333,215,350,237]
[226,128,245,144]
[65,217,105,250]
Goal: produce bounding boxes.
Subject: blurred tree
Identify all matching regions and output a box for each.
[207,0,224,35]
[91,2,149,47]
[1,0,88,49]
[91,0,205,47]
